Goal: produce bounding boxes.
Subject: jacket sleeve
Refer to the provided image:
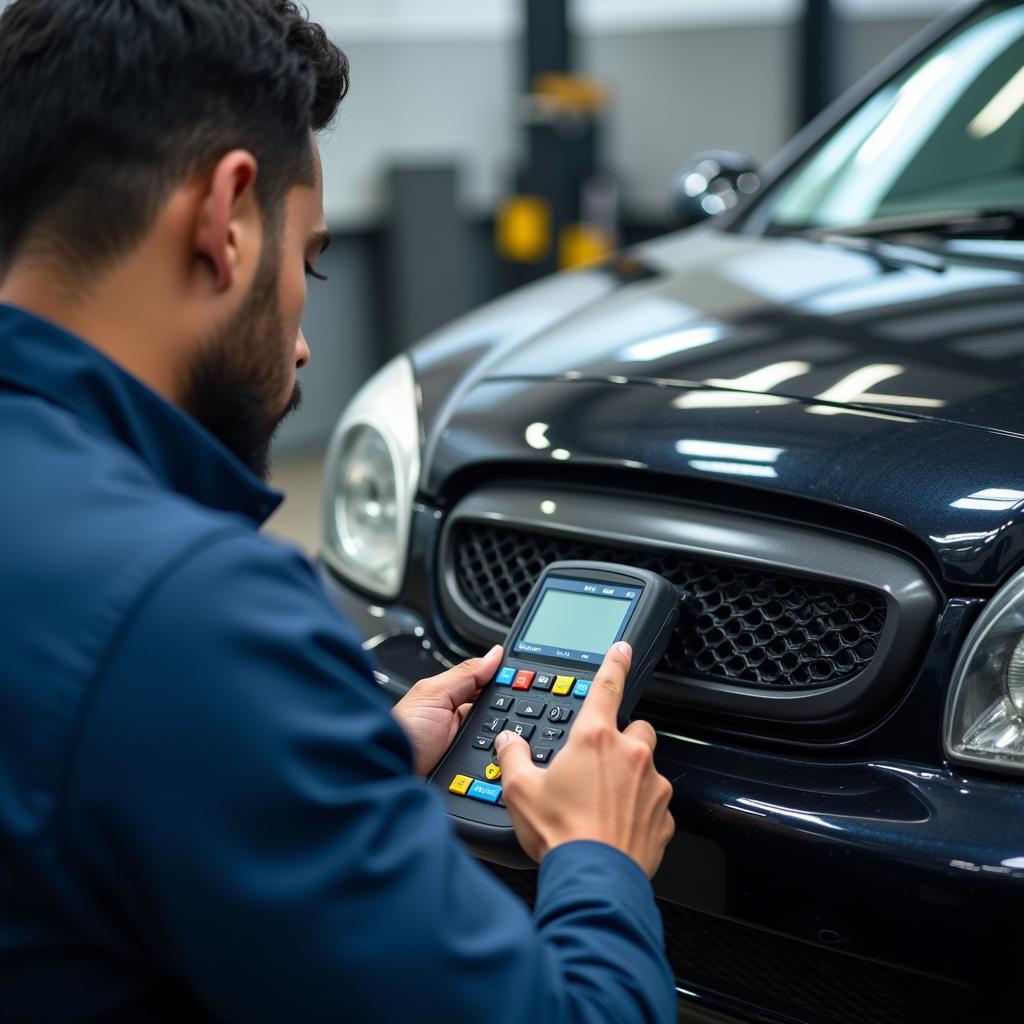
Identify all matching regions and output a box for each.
[64,530,676,1024]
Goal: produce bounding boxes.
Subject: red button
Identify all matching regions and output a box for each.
[511,670,535,690]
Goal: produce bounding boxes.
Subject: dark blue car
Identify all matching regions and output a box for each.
[319,3,1024,1020]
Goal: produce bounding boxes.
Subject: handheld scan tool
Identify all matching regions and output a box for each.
[429,560,683,866]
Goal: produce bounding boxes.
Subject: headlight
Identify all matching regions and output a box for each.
[321,355,420,599]
[945,567,1024,774]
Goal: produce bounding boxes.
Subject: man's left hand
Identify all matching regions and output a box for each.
[392,644,503,776]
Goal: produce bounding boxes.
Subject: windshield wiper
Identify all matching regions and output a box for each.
[806,231,947,273]
[808,206,1024,242]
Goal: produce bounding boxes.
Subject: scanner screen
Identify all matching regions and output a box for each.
[518,585,634,661]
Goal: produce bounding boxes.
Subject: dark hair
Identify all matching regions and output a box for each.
[0,0,348,276]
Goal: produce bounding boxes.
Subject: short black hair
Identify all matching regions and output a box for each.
[0,0,348,277]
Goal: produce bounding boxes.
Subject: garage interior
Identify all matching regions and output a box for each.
[266,0,951,554]
[6,0,1019,1020]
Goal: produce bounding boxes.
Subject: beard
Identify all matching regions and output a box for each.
[181,242,302,482]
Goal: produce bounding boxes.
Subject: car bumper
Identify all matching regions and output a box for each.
[319,561,1022,1022]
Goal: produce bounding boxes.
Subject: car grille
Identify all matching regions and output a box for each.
[452,522,886,690]
[484,864,969,1024]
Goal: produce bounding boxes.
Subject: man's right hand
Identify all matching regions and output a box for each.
[493,642,675,878]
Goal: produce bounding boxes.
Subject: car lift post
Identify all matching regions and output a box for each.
[799,0,840,127]
[526,0,571,92]
[496,0,613,284]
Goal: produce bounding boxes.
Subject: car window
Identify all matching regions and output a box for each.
[761,2,1024,231]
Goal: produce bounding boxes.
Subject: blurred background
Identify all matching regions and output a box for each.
[264,0,959,550]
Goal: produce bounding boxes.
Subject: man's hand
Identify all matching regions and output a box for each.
[494,642,675,878]
[393,644,503,776]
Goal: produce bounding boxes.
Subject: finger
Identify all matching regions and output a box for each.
[659,810,676,847]
[623,718,657,752]
[577,641,632,725]
[494,730,534,779]
[456,702,474,724]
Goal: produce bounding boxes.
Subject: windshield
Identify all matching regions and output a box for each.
[758,2,1024,232]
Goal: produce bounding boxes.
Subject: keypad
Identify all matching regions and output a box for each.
[444,665,593,811]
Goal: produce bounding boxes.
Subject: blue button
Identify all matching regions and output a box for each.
[495,666,516,685]
[572,680,591,698]
[467,780,502,804]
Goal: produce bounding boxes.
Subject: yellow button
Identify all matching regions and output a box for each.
[448,774,473,796]
[484,763,502,781]
[552,675,576,696]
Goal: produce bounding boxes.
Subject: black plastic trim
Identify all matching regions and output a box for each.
[439,485,939,730]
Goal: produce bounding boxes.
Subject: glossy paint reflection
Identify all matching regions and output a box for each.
[426,376,1024,586]
[414,231,1024,435]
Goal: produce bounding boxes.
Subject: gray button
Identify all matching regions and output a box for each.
[515,700,546,718]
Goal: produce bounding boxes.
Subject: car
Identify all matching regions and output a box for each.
[318,2,1024,1021]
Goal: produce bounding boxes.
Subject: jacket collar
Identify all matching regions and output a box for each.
[0,302,283,524]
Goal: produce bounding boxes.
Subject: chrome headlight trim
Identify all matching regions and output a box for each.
[321,355,421,600]
[944,566,1024,776]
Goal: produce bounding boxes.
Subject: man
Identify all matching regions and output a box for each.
[0,2,676,1021]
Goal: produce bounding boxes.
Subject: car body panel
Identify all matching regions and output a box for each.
[323,1,1024,1016]
[412,231,1024,588]
[379,162,1024,1024]
[425,374,1024,588]
[417,232,1024,438]
[412,268,619,439]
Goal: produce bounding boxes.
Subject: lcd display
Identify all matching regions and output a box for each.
[519,587,633,658]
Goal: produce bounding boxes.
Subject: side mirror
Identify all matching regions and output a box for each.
[670,150,761,228]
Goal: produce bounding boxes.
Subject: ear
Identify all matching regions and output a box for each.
[194,150,260,292]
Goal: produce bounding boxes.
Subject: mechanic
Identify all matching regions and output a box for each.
[0,2,676,1021]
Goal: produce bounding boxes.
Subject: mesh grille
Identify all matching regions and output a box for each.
[451,522,886,690]
[483,863,968,1024]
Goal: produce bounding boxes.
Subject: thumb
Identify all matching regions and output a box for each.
[494,730,533,778]
[459,643,503,689]
[421,644,503,706]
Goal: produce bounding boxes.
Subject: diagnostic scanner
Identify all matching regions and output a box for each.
[429,560,683,867]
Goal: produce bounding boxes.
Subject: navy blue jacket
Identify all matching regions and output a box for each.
[0,304,675,1023]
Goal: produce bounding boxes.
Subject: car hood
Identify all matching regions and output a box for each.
[478,230,1024,432]
[414,230,1024,587]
